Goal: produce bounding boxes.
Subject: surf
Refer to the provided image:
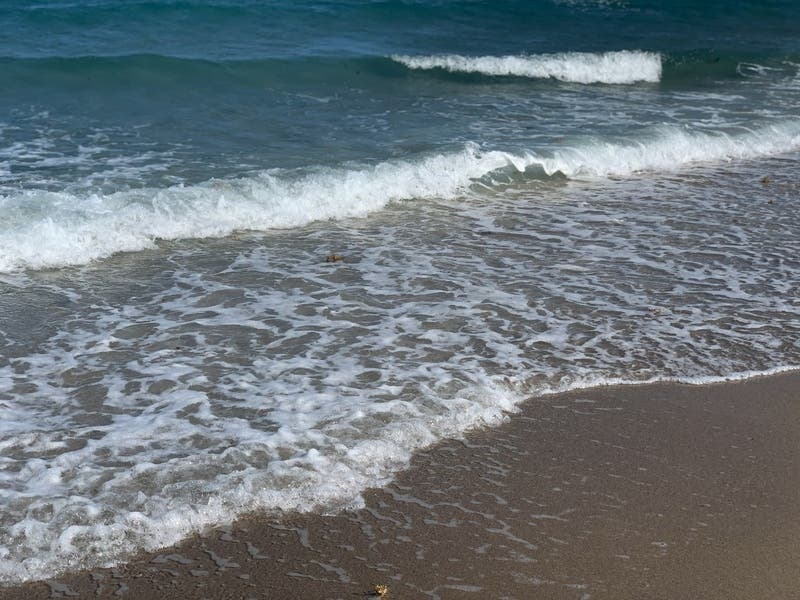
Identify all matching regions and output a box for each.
[391,51,663,84]
[1,119,799,273]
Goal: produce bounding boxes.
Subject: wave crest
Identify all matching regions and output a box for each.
[536,121,800,177]
[0,145,511,272]
[391,50,662,84]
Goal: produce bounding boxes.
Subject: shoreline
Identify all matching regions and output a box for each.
[3,371,799,599]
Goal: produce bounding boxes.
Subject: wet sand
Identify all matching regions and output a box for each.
[4,372,799,599]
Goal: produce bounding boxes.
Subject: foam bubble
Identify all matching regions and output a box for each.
[392,50,662,84]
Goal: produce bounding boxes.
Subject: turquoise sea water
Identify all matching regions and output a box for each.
[0,0,798,583]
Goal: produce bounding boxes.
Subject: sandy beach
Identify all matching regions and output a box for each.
[2,371,797,599]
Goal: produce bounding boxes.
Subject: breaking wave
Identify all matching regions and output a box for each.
[391,50,662,84]
[1,119,799,272]
[536,121,800,177]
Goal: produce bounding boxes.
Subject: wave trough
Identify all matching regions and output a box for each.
[391,50,663,84]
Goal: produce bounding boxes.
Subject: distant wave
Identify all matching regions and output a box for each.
[1,119,799,272]
[391,50,662,84]
[2,52,661,87]
[3,52,797,90]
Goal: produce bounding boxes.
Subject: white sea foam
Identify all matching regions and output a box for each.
[391,50,662,84]
[0,118,180,195]
[534,120,800,178]
[1,119,799,273]
[0,146,510,272]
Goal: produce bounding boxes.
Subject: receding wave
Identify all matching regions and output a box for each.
[2,119,799,272]
[391,50,662,83]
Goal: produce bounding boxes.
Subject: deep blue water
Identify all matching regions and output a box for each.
[2,1,799,59]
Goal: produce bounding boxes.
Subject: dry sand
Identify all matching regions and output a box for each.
[3,372,799,599]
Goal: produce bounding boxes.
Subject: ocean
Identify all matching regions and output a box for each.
[0,0,798,584]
